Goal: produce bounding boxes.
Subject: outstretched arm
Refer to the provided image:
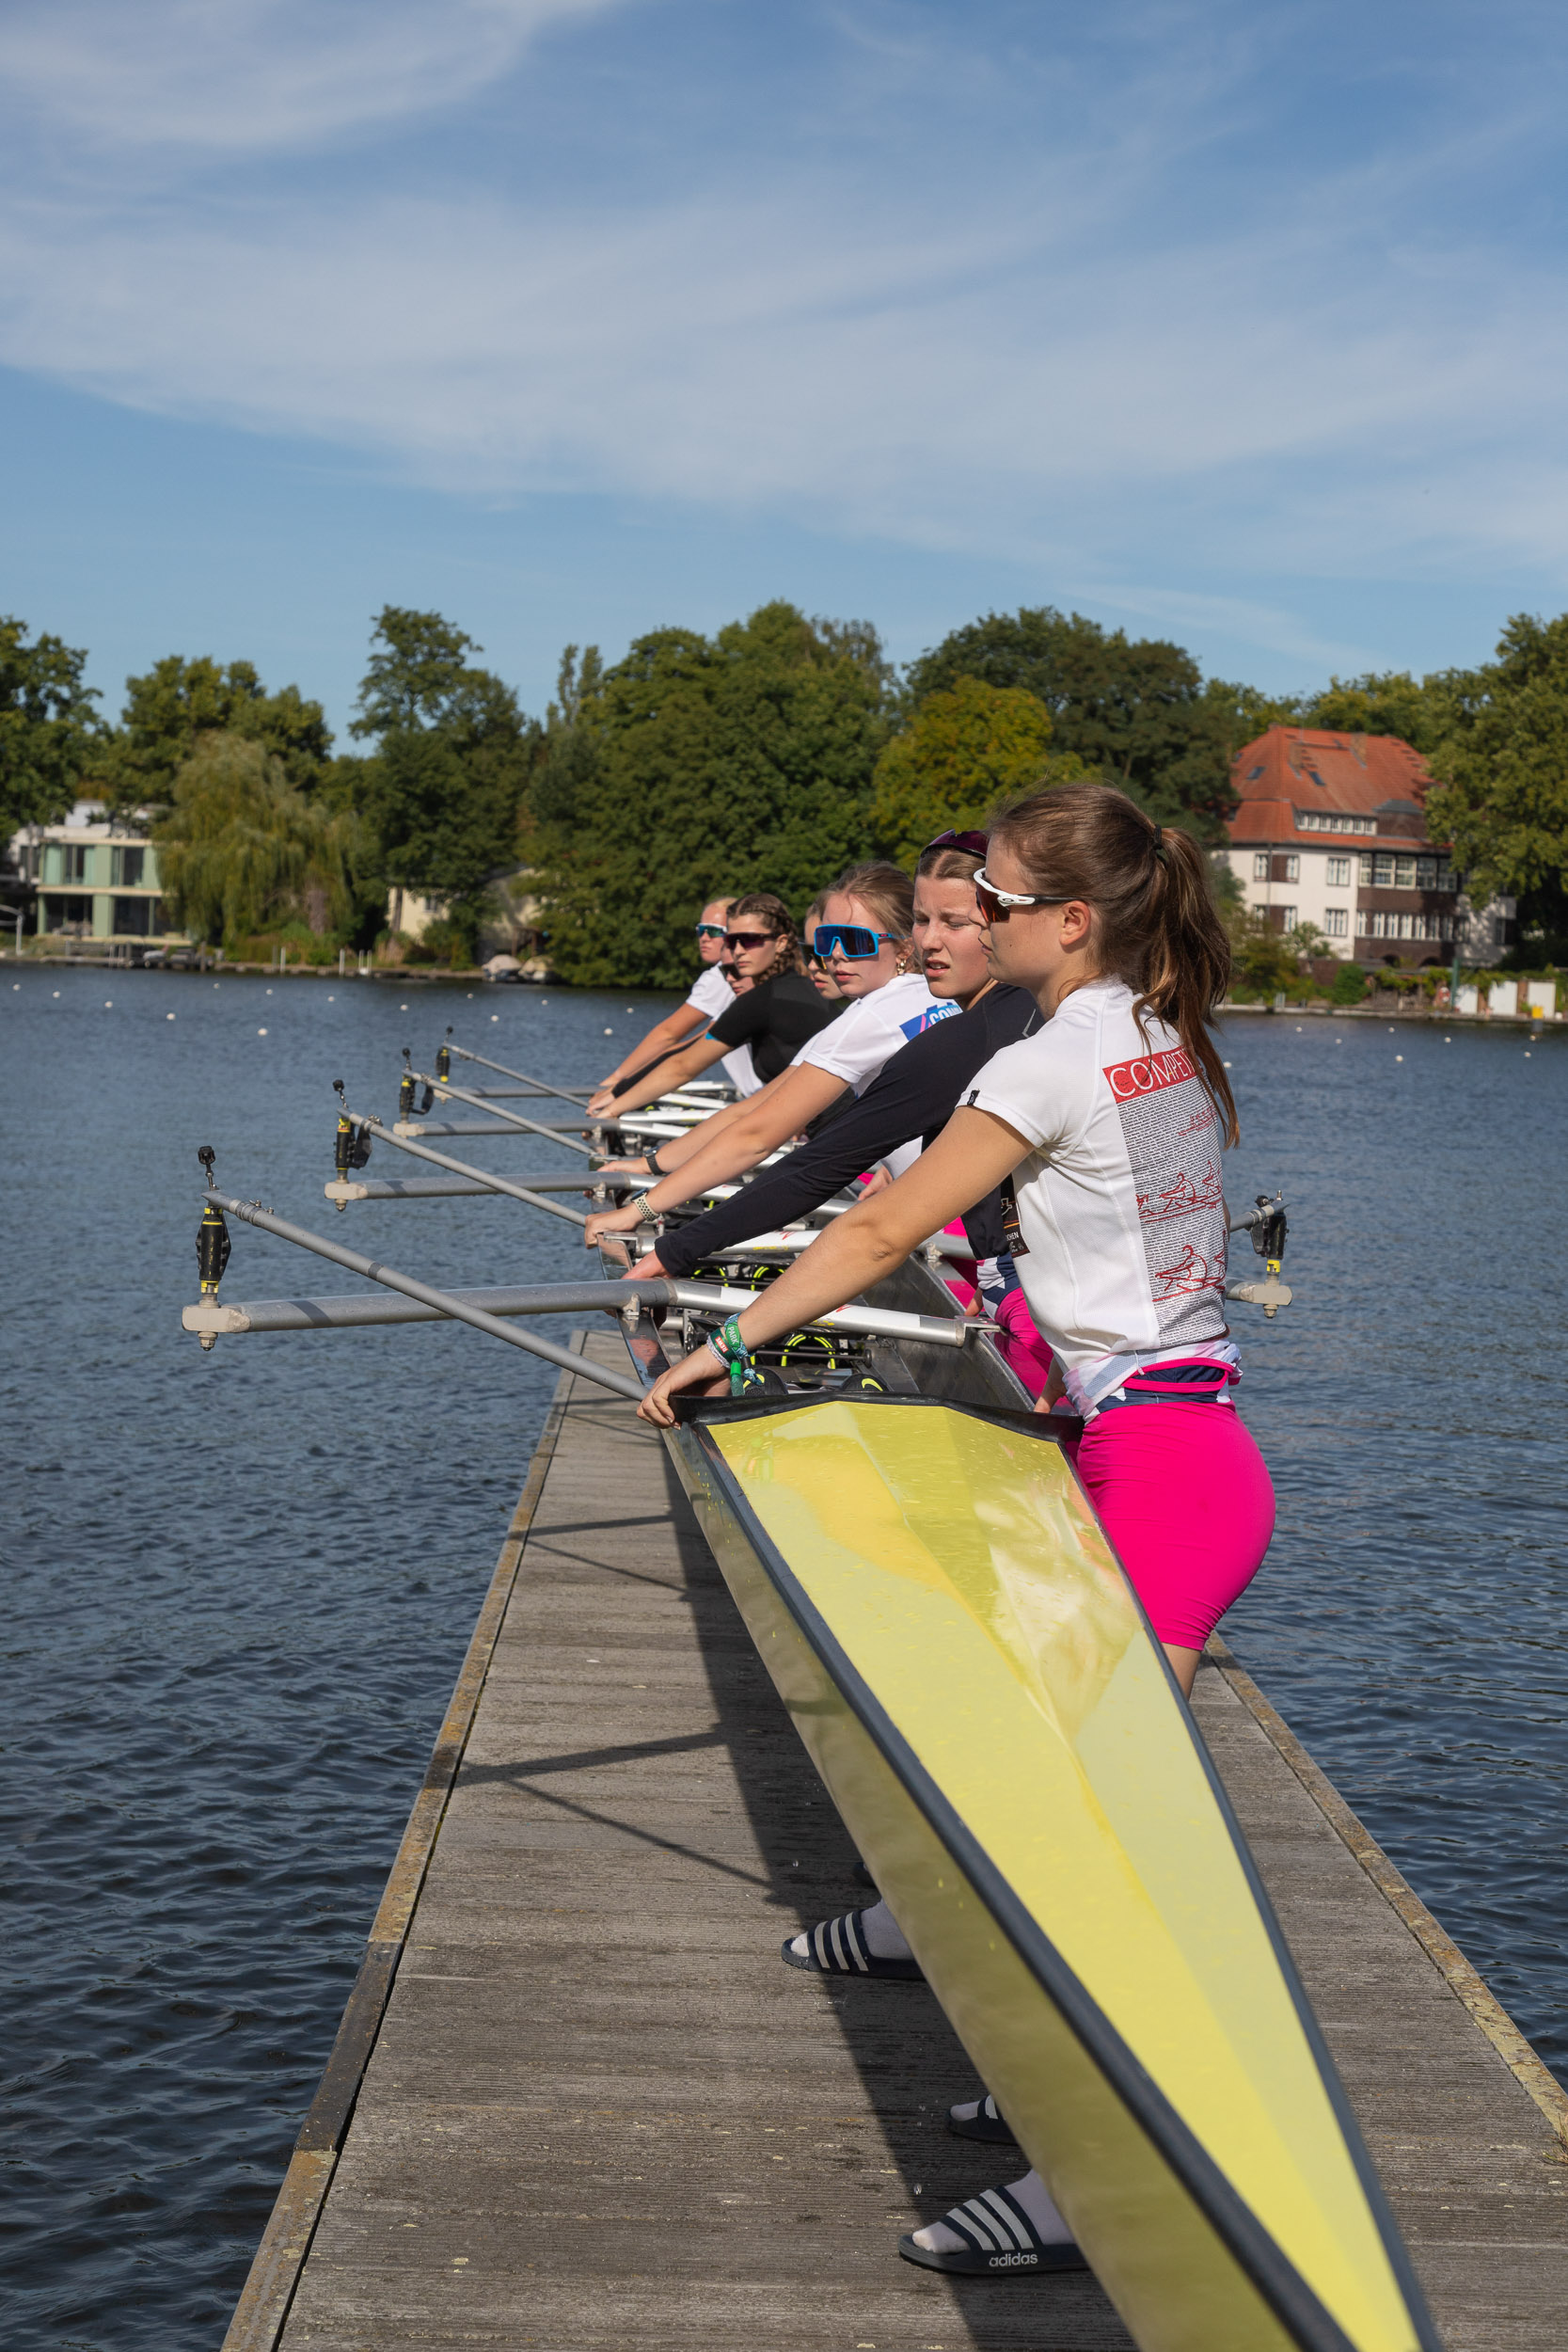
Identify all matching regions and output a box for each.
[597,1030,729,1118]
[584,1063,847,1244]
[637,1107,1028,1422]
[589,1007,710,1113]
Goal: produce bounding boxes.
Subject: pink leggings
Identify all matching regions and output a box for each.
[1065,1404,1275,1649]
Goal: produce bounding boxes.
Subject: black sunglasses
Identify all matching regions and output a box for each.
[923,828,990,858]
[724,929,779,951]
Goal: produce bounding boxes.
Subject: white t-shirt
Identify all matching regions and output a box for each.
[791,972,958,1094]
[964,977,1236,1415]
[685,961,759,1095]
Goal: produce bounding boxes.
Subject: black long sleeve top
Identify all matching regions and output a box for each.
[655,984,1041,1277]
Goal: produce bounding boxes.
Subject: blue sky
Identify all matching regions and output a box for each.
[4,0,1568,738]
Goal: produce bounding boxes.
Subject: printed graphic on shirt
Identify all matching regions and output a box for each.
[1102,1045,1196,1100]
[899,1001,961,1041]
[1103,1054,1227,1347]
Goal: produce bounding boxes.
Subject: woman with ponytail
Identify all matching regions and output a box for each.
[637,782,1275,2282]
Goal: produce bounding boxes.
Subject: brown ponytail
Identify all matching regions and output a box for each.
[727,890,804,983]
[989,781,1238,1145]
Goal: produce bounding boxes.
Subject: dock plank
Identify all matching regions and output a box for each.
[274,1340,1568,2351]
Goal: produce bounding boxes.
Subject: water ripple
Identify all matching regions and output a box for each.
[2,976,1564,2346]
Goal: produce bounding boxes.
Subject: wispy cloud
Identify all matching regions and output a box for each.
[0,0,619,152]
[4,0,1568,675]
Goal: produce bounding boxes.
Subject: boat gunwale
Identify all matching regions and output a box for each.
[621,1289,1440,2352]
[671,1388,1085,1444]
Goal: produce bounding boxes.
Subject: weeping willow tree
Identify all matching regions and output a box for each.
[153,734,360,946]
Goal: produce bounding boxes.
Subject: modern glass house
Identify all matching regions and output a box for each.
[8,803,187,947]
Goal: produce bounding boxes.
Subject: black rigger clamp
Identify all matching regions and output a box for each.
[195,1147,230,1350]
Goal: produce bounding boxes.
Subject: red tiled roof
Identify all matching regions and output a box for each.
[1227,727,1436,847]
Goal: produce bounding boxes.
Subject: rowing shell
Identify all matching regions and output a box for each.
[617,1330,1438,2352]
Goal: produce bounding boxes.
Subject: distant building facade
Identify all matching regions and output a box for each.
[8,803,187,946]
[388,867,550,976]
[1224,728,1513,967]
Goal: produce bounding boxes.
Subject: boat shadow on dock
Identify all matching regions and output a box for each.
[247,1333,1568,2352]
[267,1338,1133,2349]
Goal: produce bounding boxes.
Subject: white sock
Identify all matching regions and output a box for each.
[858,1899,911,1958]
[786,1897,911,1963]
[910,2169,1072,2255]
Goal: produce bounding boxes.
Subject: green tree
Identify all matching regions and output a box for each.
[869,677,1078,866]
[1298,670,1458,756]
[906,607,1240,839]
[532,600,892,987]
[350,608,483,737]
[1225,906,1317,1003]
[528,644,606,834]
[0,617,103,835]
[99,655,331,808]
[152,735,360,946]
[348,608,539,945]
[1205,676,1306,753]
[1421,615,1568,950]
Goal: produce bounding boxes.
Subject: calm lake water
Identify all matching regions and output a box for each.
[3,965,1565,2349]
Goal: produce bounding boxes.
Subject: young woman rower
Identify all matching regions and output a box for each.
[588,897,750,1115]
[802,894,845,1000]
[588,894,834,1127]
[636,780,1276,2280]
[583,862,951,1248]
[622,834,1043,1295]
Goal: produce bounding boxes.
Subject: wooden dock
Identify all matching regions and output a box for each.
[228,1334,1568,2352]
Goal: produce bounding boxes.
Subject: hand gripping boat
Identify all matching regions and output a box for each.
[617,1265,1440,2352]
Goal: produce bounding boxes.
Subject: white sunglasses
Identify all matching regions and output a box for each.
[974,864,1068,917]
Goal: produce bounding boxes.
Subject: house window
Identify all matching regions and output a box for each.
[1355,909,1371,937]
[1278,906,1298,931]
[1416,856,1436,889]
[113,896,151,936]
[1372,852,1394,886]
[1283,853,1300,882]
[111,846,145,887]
[1326,856,1351,887]
[63,843,89,882]
[1435,861,1455,893]
[1394,854,1417,888]
[41,893,93,933]
[1323,907,1349,936]
[1253,852,1269,881]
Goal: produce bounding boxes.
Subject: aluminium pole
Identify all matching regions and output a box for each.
[408,1071,599,1157]
[194,1188,642,1398]
[449,1044,593,1104]
[340,1109,589,1227]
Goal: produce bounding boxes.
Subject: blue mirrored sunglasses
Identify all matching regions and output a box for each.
[813,922,898,960]
[693,922,727,940]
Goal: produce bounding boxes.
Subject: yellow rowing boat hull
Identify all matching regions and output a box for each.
[652,1389,1436,2352]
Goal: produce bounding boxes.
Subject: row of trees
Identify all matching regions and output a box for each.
[4,599,1567,977]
